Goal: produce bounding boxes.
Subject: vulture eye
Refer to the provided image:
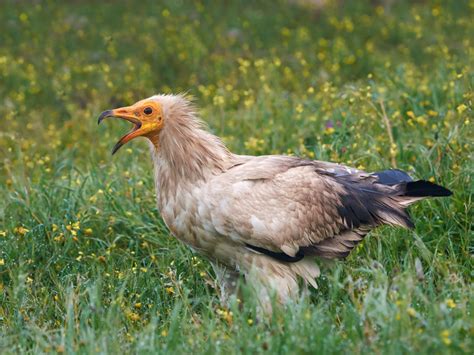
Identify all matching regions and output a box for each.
[143,107,153,115]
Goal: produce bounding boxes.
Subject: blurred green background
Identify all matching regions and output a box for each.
[0,0,472,353]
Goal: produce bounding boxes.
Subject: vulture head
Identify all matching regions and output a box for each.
[98,97,164,154]
[97,95,230,181]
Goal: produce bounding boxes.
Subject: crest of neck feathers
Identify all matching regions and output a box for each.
[149,95,234,195]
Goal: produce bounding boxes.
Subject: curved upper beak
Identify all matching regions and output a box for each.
[97,107,144,155]
[97,110,114,125]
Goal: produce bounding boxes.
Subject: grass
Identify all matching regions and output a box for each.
[0,0,472,353]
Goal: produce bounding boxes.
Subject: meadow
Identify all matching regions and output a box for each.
[0,0,472,353]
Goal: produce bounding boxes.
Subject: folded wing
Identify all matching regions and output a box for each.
[206,155,445,260]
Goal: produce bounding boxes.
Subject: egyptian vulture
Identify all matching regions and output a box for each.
[98,94,451,308]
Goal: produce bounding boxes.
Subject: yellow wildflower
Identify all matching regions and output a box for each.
[16,226,29,236]
[407,307,416,317]
[442,337,452,345]
[213,95,225,106]
[456,104,467,113]
[324,127,335,135]
[445,299,456,308]
[440,330,451,345]
[0,259,4,266]
[217,308,233,324]
[54,233,65,242]
[415,115,428,126]
[127,312,140,322]
[19,13,28,23]
[165,286,174,295]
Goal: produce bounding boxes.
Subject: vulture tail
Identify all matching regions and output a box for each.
[397,179,452,207]
[374,169,452,205]
[403,180,453,198]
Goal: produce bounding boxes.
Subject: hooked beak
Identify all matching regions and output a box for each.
[98,107,145,155]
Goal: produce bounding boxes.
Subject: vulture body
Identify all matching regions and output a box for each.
[98,94,452,308]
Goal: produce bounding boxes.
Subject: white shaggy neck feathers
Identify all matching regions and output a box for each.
[149,94,233,202]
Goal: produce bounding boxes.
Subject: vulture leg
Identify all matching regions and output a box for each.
[210,262,240,306]
[243,256,302,315]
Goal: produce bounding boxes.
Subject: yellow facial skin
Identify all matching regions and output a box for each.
[98,100,163,154]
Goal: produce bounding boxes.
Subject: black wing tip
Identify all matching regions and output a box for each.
[405,180,452,197]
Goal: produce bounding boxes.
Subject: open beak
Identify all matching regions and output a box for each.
[98,107,144,155]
